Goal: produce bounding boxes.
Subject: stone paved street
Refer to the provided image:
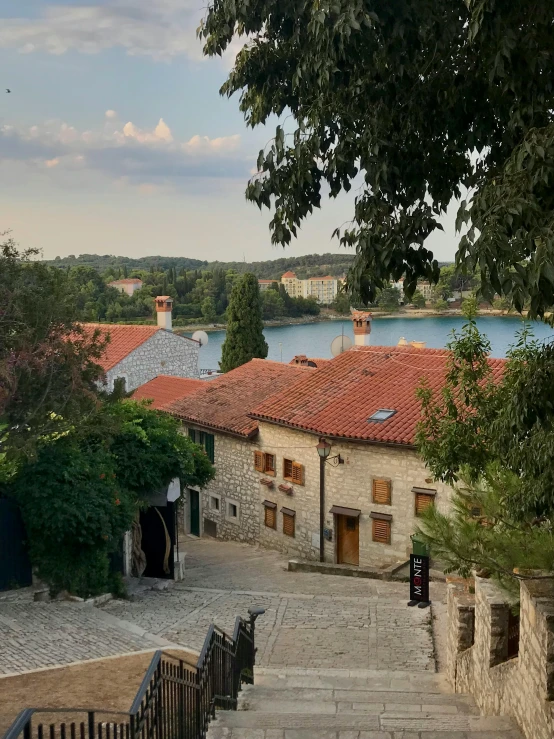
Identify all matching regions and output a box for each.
[0,538,444,675]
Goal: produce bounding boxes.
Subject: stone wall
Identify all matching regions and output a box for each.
[186,420,452,567]
[187,430,261,544]
[105,330,199,391]
[447,576,554,739]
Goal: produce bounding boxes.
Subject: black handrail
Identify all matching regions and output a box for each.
[3,606,265,739]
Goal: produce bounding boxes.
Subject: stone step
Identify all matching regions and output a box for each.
[254,667,449,694]
[239,696,478,716]
[207,711,522,737]
[240,685,477,712]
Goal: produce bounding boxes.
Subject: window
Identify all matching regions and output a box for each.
[372,479,392,505]
[469,503,483,518]
[210,496,220,511]
[372,518,391,544]
[254,451,276,476]
[414,488,436,517]
[281,507,296,537]
[263,500,277,529]
[367,409,396,423]
[188,429,215,464]
[283,458,304,485]
[228,502,238,519]
[113,376,127,394]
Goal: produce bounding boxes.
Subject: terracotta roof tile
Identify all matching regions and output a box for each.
[166,359,312,438]
[281,271,296,278]
[308,275,335,280]
[81,323,195,371]
[132,375,205,410]
[252,345,505,446]
[108,279,143,285]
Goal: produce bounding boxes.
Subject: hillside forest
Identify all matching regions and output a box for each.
[46,253,472,325]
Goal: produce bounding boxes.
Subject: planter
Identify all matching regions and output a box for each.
[260,478,274,488]
[278,484,293,495]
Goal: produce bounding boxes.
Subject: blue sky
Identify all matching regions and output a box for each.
[0,0,459,262]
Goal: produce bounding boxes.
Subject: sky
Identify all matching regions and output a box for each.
[0,0,460,263]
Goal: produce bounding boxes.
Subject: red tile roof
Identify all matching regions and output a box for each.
[132,375,204,410]
[308,275,335,281]
[108,278,143,285]
[166,359,312,438]
[281,271,296,278]
[258,279,275,283]
[252,346,505,446]
[81,323,195,371]
[289,356,331,368]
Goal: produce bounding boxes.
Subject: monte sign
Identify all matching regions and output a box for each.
[408,554,430,608]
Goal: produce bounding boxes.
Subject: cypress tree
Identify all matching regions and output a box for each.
[220,273,268,373]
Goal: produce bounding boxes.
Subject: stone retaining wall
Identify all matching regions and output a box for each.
[447,576,554,739]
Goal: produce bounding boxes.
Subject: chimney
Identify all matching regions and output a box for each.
[410,341,426,349]
[397,337,408,346]
[155,296,173,331]
[351,310,372,346]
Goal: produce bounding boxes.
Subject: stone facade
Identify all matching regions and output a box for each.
[104,330,199,392]
[185,420,452,568]
[186,430,262,544]
[447,576,554,739]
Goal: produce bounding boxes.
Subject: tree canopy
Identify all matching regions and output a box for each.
[220,272,268,372]
[199,0,554,315]
[0,238,106,459]
[415,305,554,593]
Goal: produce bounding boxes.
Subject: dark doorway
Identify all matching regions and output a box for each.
[190,489,200,537]
[336,514,360,566]
[0,499,33,591]
[139,503,175,579]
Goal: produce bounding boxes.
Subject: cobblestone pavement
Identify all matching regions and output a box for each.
[102,538,442,672]
[0,538,444,675]
[0,596,165,675]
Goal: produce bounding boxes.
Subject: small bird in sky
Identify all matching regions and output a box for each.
[6,89,10,93]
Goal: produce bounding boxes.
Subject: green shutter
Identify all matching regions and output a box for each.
[188,428,196,443]
[205,433,215,463]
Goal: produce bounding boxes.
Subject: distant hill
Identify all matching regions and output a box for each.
[44,252,357,279]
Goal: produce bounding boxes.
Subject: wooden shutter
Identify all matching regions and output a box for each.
[283,511,295,537]
[204,433,215,464]
[264,453,276,476]
[264,505,276,529]
[188,428,196,443]
[291,462,304,486]
[254,451,264,472]
[372,518,391,544]
[372,479,391,505]
[415,492,434,516]
[283,458,293,481]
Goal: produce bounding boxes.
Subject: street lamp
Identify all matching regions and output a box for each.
[316,439,342,563]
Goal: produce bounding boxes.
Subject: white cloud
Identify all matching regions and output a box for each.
[0,112,247,186]
[123,118,173,144]
[183,134,241,155]
[105,110,117,119]
[0,1,209,61]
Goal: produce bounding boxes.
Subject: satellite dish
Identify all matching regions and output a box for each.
[192,330,209,347]
[330,334,353,357]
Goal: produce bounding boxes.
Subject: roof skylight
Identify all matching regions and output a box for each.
[367,409,396,423]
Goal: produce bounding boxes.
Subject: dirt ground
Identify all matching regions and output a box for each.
[0,648,197,736]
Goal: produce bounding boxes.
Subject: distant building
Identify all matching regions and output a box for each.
[391,278,405,303]
[258,279,277,292]
[108,278,143,296]
[281,271,304,298]
[306,276,342,304]
[280,271,344,304]
[416,281,434,301]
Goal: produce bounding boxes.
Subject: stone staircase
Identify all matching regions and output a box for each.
[207,667,524,738]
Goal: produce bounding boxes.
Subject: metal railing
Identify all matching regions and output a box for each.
[4,607,265,739]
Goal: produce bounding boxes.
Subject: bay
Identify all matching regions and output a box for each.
[189,315,554,370]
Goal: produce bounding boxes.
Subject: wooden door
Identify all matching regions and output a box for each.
[337,514,359,566]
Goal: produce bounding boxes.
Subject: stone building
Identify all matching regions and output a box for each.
[167,359,311,539]
[83,297,200,392]
[166,312,504,566]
